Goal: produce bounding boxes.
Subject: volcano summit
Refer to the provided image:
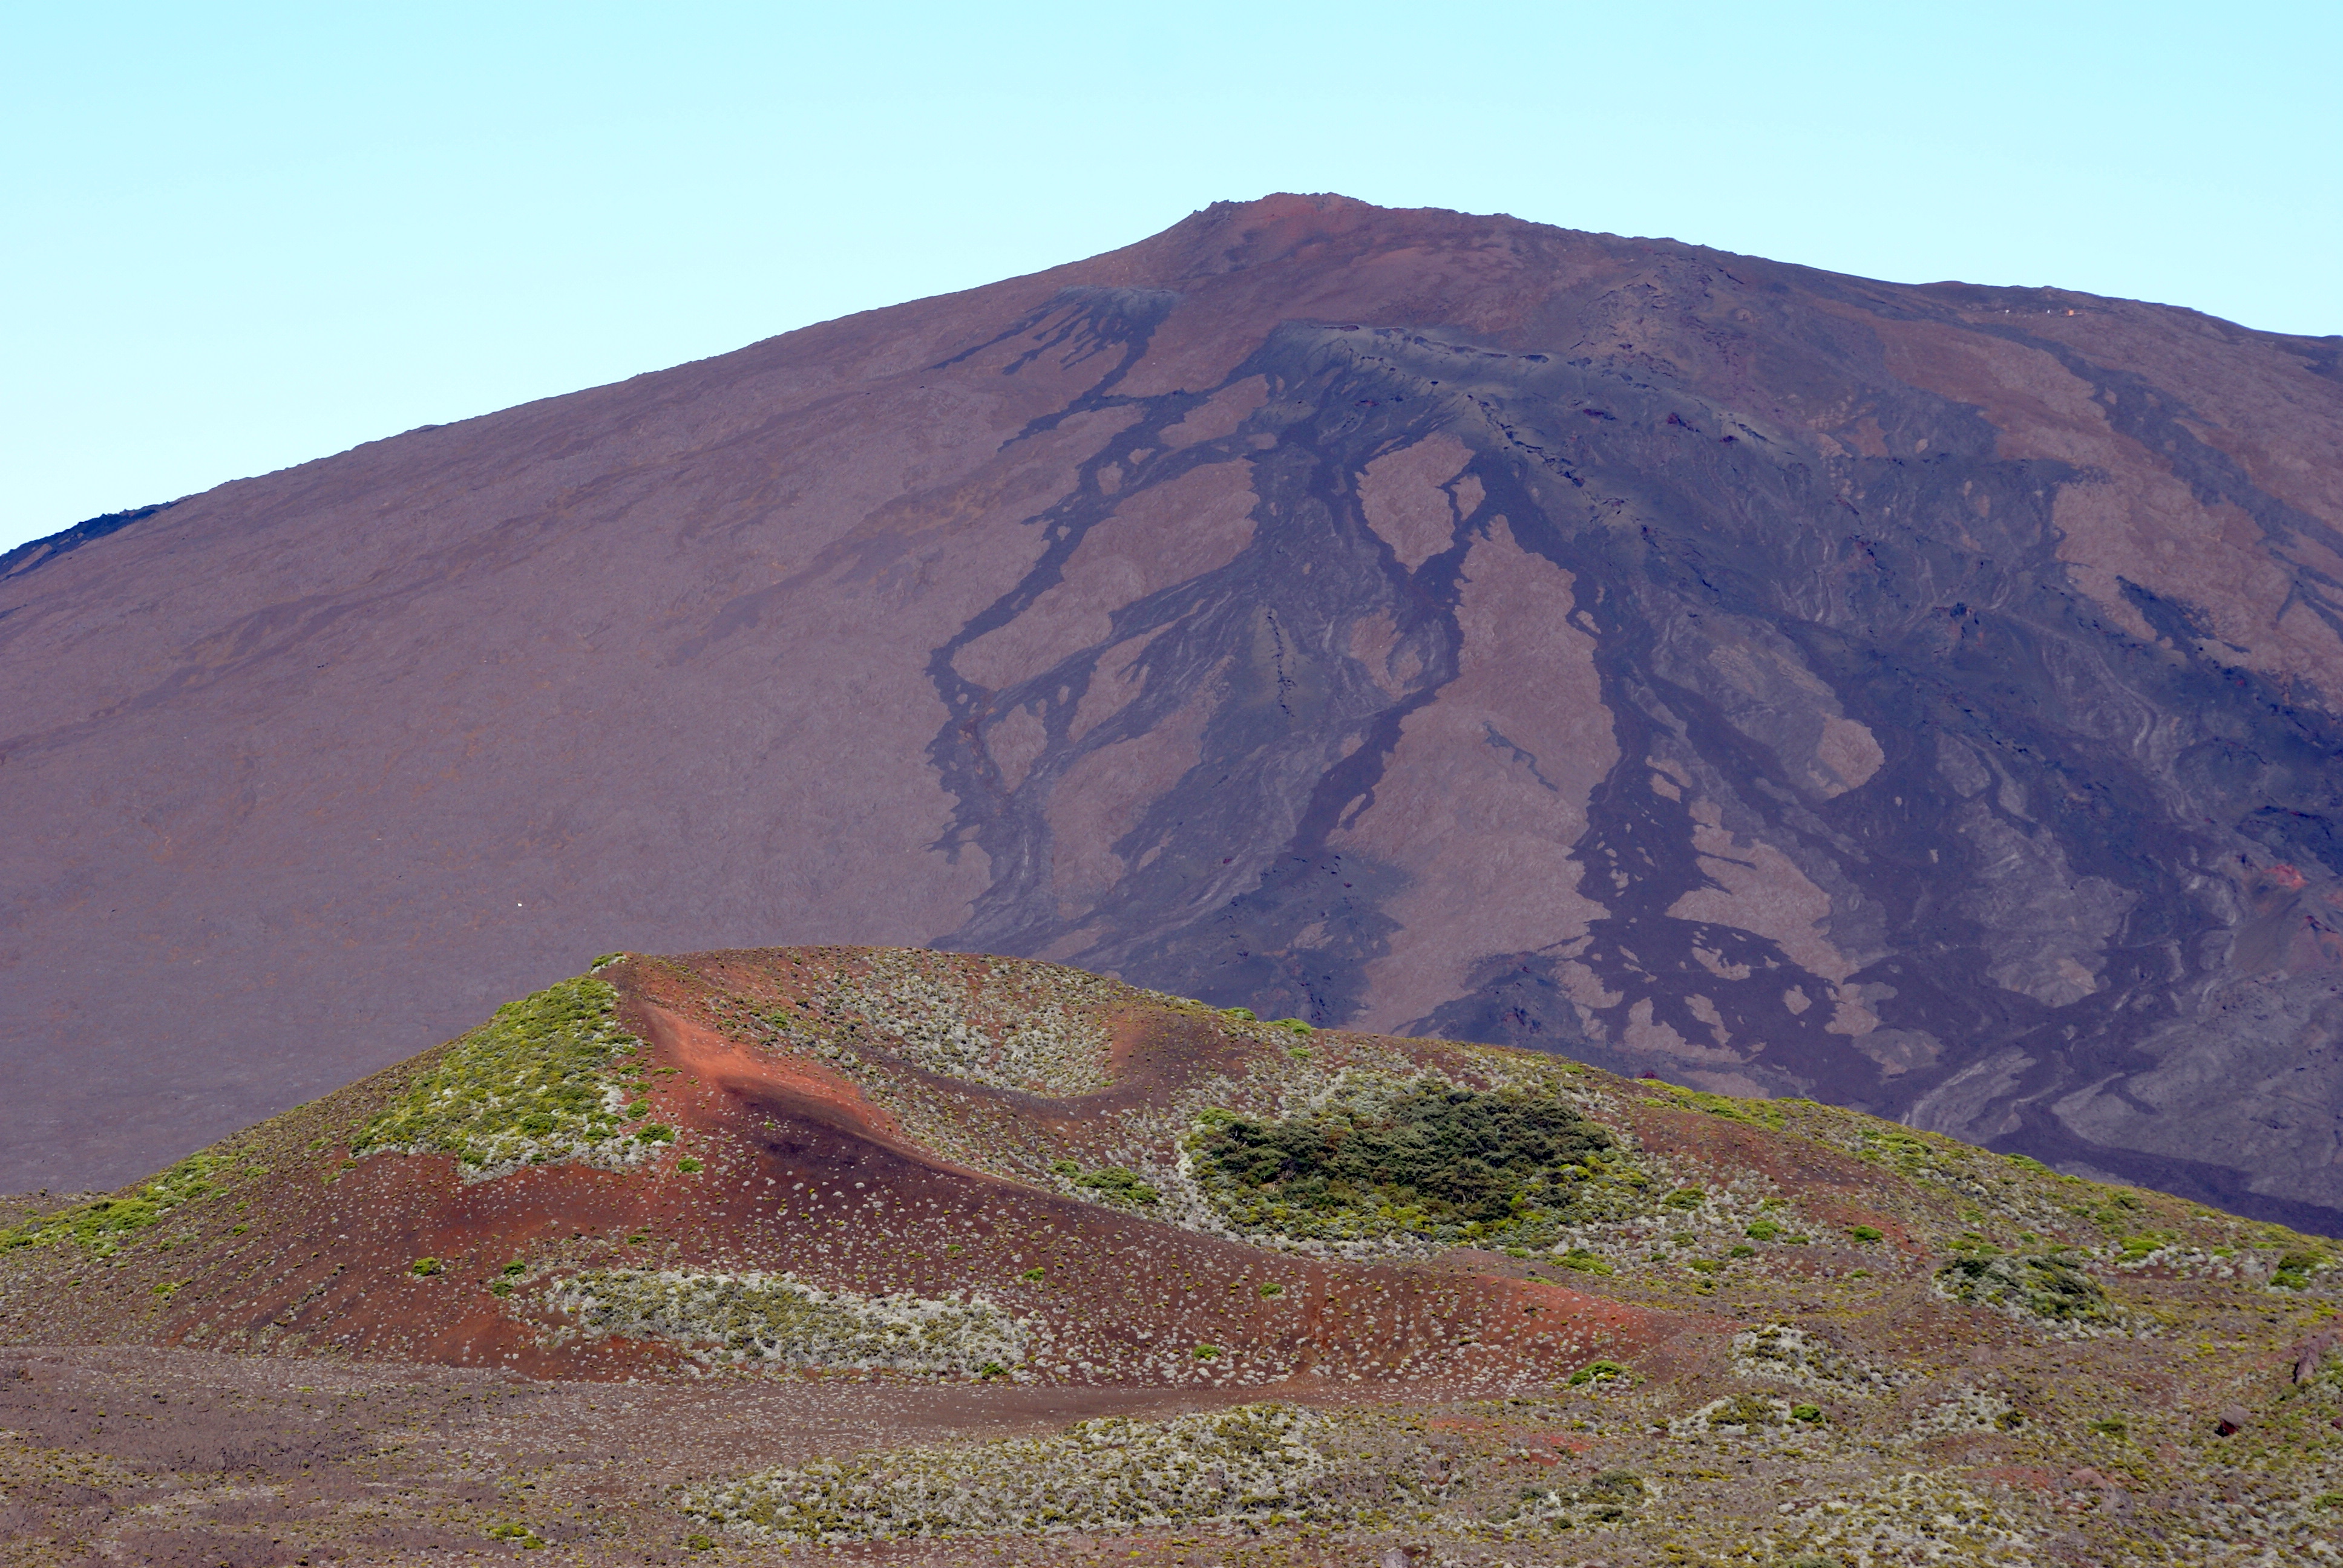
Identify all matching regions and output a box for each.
[4,195,2342,1230]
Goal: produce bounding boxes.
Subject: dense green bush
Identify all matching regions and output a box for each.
[1188,1083,1637,1245]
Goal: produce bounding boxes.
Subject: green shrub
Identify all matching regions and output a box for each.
[411,1256,442,1276]
[678,1157,704,1174]
[1746,1220,1782,1241]
[1847,1224,1884,1243]
[1568,1359,1627,1386]
[1193,1344,1221,1359]
[1188,1083,1635,1245]
[1072,1166,1159,1206]
[1555,1248,1615,1276]
[1270,1018,1312,1036]
[1790,1403,1823,1423]
[1663,1187,1706,1210]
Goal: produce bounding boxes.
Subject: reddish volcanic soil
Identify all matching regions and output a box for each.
[7,947,2342,1565]
[7,952,1713,1391]
[5,195,2343,1241]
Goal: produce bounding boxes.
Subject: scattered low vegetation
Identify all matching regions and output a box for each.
[687,1404,1342,1541]
[1730,1324,1906,1395]
[1502,1468,1649,1534]
[785,950,1114,1096]
[545,1269,1031,1376]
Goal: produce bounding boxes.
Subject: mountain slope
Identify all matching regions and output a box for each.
[4,947,2341,1564]
[5,195,2342,1227]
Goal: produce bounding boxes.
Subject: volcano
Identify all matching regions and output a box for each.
[5,194,2342,1230]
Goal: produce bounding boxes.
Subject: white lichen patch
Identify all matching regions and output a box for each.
[546,1269,1031,1377]
[790,951,1117,1096]
[686,1403,1337,1541]
[1732,1324,1910,1396]
[1762,1469,2035,1565]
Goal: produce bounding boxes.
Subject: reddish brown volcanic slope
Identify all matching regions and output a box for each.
[5,195,2343,1229]
[3,950,1709,1393]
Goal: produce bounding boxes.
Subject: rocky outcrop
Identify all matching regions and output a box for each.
[5,195,2341,1227]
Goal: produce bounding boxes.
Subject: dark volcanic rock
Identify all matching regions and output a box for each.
[5,194,2342,1227]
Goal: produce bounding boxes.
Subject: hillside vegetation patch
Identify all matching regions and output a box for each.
[1933,1250,2118,1328]
[546,1269,1031,1376]
[1187,1082,1643,1246]
[349,977,654,1178]
[687,1403,1337,1541]
[0,1153,226,1256]
[1731,1324,1907,1396]
[791,951,1115,1096]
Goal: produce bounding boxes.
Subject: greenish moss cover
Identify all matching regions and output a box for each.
[1188,1083,1641,1246]
[0,1153,223,1256]
[349,976,654,1177]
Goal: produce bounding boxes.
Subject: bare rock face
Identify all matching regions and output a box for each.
[5,194,2342,1226]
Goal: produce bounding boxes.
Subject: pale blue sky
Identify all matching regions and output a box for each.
[4,2,2335,554]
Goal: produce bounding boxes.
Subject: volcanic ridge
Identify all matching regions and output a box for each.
[5,947,2342,1564]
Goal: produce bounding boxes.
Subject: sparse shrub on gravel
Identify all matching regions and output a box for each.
[1187,1082,1640,1246]
[1761,1471,2035,1565]
[349,976,654,1180]
[793,951,1115,1096]
[1901,1388,2027,1440]
[1502,1468,1650,1535]
[686,1403,1339,1541]
[546,1268,1031,1376]
[1731,1324,1908,1396]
